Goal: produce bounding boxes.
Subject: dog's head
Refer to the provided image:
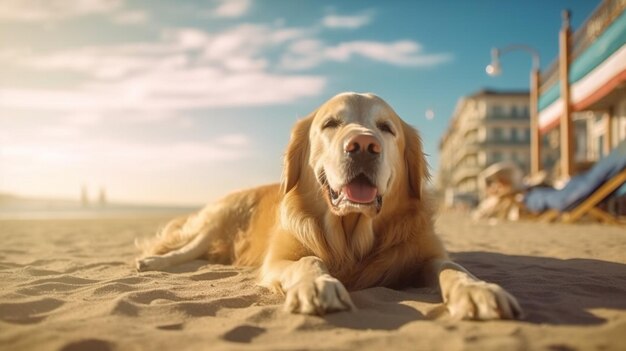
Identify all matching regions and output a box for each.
[282,92,428,217]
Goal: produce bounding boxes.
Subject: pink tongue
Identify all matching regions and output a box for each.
[343,182,377,203]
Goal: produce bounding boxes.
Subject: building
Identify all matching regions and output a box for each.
[98,187,107,207]
[81,185,89,208]
[536,0,626,179]
[437,89,530,208]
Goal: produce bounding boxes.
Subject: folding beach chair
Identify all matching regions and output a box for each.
[523,140,626,225]
[559,168,626,224]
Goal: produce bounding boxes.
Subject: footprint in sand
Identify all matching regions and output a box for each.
[91,277,150,296]
[108,289,183,317]
[156,323,184,331]
[16,275,100,296]
[91,282,137,296]
[125,289,182,304]
[60,339,112,351]
[22,267,62,277]
[64,261,126,274]
[0,297,65,324]
[189,271,239,281]
[222,325,266,343]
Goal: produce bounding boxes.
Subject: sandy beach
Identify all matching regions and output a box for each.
[1,213,625,351]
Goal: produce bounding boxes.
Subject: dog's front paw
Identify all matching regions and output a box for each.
[446,280,522,320]
[284,274,355,315]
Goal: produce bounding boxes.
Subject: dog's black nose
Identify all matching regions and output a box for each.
[344,134,381,155]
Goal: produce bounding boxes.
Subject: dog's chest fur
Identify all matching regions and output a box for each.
[320,216,421,290]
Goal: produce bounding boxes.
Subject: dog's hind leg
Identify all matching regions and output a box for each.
[136,230,212,271]
[135,210,219,272]
[135,189,261,272]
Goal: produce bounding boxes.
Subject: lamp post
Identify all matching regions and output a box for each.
[486,45,541,177]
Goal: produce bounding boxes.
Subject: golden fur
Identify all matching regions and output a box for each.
[136,92,522,320]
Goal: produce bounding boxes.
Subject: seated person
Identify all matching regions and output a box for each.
[472,166,520,221]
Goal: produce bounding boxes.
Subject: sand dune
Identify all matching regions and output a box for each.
[1,214,625,350]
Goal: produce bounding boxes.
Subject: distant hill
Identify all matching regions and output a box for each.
[0,193,77,209]
[0,192,200,219]
[0,193,17,202]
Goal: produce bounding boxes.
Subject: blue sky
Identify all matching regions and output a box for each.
[0,0,598,205]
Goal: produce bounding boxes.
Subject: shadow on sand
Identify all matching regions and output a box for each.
[134,253,626,329]
[452,251,626,325]
[327,251,626,330]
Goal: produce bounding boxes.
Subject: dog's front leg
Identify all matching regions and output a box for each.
[423,258,523,320]
[262,256,355,315]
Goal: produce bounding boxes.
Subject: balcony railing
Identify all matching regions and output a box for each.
[452,165,483,186]
[480,139,530,146]
[484,113,530,121]
[539,0,626,93]
[571,0,626,58]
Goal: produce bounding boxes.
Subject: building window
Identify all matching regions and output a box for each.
[598,135,605,159]
[513,128,527,141]
[491,151,502,163]
[511,105,518,117]
[491,127,502,141]
[491,105,503,117]
[502,128,511,140]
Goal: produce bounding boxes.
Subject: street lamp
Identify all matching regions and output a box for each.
[486,45,542,176]
[485,48,502,76]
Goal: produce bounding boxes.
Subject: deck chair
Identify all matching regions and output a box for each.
[523,139,626,224]
[560,169,626,224]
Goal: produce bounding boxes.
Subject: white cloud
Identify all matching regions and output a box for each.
[64,112,103,127]
[169,28,211,49]
[0,23,326,111]
[215,134,250,147]
[0,7,454,205]
[322,13,372,29]
[3,137,252,169]
[199,24,306,72]
[279,39,325,70]
[111,10,148,25]
[212,0,251,18]
[0,71,325,111]
[0,115,250,170]
[0,15,451,113]
[21,45,188,79]
[0,48,23,61]
[327,40,452,66]
[281,39,452,70]
[0,0,123,21]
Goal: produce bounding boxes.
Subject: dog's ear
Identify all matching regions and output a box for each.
[281,113,314,194]
[402,120,429,200]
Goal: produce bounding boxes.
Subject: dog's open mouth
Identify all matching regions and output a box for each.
[322,172,383,214]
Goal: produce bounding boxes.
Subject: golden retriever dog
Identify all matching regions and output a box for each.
[136,92,522,320]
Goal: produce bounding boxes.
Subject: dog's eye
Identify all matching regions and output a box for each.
[377,121,395,136]
[322,118,341,130]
